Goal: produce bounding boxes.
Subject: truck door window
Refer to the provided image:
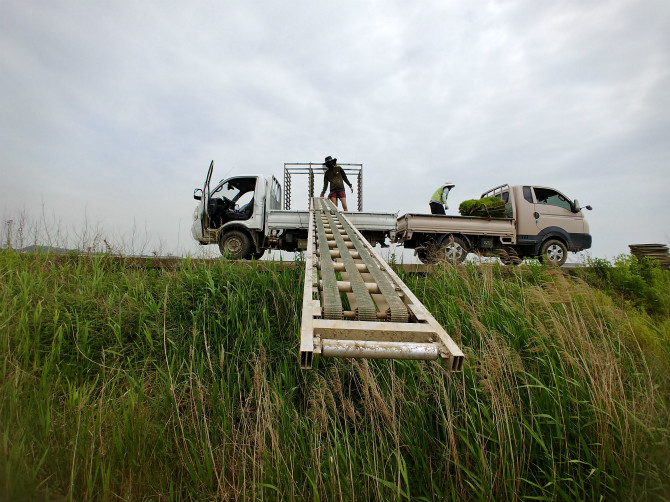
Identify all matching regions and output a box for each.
[522,186,533,203]
[500,191,509,203]
[533,187,572,211]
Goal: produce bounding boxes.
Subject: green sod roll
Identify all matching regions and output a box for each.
[458,196,507,218]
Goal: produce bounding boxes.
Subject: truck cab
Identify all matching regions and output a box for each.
[497,185,592,259]
[191,161,281,258]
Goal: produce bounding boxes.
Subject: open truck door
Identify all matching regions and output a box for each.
[191,160,214,243]
[201,161,214,235]
[200,161,215,235]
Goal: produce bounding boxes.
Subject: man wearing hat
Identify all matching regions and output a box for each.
[429,182,455,215]
[320,156,354,211]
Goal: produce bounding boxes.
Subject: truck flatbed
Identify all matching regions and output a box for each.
[396,213,516,241]
[268,209,397,233]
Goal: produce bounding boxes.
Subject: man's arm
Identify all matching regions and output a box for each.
[340,167,353,190]
[320,173,329,196]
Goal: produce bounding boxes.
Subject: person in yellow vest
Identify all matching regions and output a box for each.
[429,182,455,215]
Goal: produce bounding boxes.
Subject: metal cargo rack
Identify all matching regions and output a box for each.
[284,162,363,211]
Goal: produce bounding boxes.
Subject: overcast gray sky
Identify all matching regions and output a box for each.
[1,0,669,260]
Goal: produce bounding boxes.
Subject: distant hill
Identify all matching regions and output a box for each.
[19,245,72,254]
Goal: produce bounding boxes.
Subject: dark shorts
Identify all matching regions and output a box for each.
[429,201,446,215]
[329,190,346,199]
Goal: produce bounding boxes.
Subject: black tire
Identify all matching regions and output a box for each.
[439,235,468,264]
[218,230,251,260]
[416,245,438,264]
[538,239,568,266]
[498,248,523,266]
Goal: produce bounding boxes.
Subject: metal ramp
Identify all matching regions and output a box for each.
[300,198,465,370]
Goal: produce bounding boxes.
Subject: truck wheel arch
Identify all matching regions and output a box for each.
[534,227,572,253]
[439,233,472,249]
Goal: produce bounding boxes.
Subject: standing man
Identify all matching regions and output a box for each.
[320,156,354,211]
[429,182,455,215]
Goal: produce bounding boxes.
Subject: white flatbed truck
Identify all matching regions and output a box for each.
[190,161,396,259]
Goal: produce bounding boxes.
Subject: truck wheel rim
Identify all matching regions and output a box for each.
[226,237,242,254]
[445,244,464,261]
[546,245,564,262]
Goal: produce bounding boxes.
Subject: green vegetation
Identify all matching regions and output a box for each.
[458,197,507,218]
[1,251,668,501]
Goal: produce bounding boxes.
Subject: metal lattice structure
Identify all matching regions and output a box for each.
[299,197,464,370]
[283,163,363,211]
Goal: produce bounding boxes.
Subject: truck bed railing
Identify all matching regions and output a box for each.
[284,163,363,211]
[480,184,511,199]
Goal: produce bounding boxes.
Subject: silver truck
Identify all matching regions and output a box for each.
[395,184,592,266]
[191,161,396,259]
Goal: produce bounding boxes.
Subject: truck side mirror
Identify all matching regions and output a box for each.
[574,199,592,212]
[193,188,203,201]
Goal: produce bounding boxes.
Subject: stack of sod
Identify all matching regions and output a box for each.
[459,196,507,218]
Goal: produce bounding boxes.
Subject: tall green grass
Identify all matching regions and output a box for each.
[0,251,668,501]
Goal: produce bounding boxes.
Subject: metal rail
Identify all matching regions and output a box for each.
[284,163,363,211]
[300,198,464,370]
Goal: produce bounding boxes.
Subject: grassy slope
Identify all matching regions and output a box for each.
[0,252,668,501]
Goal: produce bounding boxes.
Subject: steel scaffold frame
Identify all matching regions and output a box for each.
[284,163,363,211]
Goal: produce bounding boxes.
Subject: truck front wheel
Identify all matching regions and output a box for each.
[498,247,523,266]
[219,230,251,260]
[440,235,468,264]
[539,239,567,266]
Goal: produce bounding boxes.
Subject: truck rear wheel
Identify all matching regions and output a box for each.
[539,239,567,266]
[416,244,439,264]
[219,230,251,260]
[440,235,468,264]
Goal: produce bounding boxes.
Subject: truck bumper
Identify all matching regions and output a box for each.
[568,233,592,252]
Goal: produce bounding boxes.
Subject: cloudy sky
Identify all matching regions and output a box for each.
[1,0,669,260]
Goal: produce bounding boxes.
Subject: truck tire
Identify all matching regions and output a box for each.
[439,235,468,264]
[498,248,523,266]
[539,239,568,266]
[219,230,251,260]
[416,244,439,264]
